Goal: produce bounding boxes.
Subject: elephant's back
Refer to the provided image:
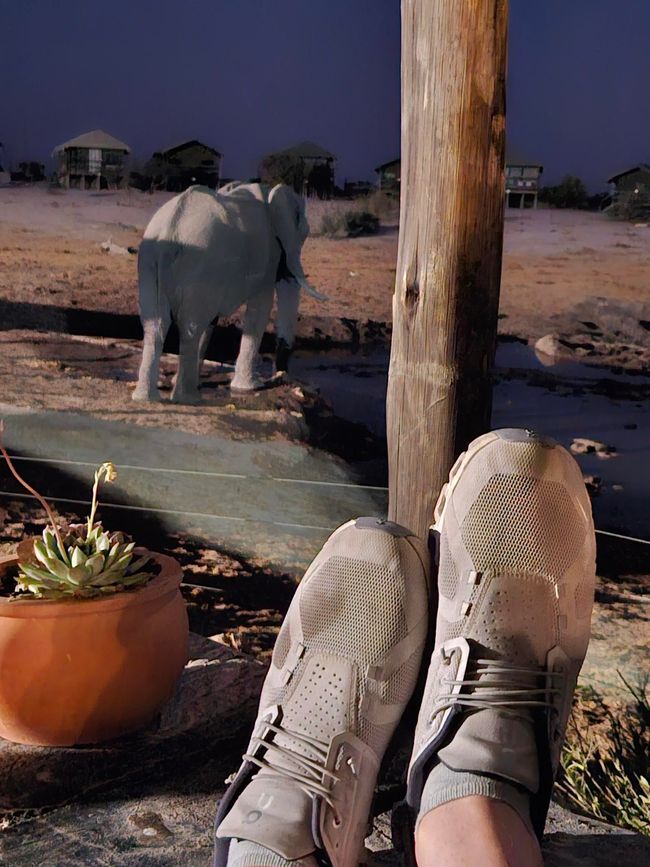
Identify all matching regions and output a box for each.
[143,186,229,247]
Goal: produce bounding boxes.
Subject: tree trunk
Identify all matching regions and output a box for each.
[386,0,508,539]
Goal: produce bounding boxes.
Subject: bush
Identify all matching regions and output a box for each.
[606,188,650,221]
[539,175,588,209]
[558,675,650,835]
[363,189,399,221]
[319,212,345,237]
[259,153,305,194]
[344,210,380,237]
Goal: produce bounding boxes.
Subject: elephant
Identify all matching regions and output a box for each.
[132,182,323,403]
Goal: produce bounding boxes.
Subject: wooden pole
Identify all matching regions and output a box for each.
[386,0,508,539]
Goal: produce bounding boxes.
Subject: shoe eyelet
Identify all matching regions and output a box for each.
[332,814,342,829]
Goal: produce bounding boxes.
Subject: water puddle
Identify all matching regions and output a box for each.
[290,344,650,539]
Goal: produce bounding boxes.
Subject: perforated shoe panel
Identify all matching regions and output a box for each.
[216,519,430,867]
[408,430,597,837]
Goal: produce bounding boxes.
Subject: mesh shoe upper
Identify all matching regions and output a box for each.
[215,518,429,867]
[407,429,596,837]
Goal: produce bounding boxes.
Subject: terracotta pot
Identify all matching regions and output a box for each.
[0,548,188,746]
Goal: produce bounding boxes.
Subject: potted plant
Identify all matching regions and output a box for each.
[0,423,189,746]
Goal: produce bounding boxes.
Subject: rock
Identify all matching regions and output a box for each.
[99,239,130,256]
[583,475,601,496]
[571,297,650,349]
[0,633,265,812]
[570,438,617,459]
[534,334,572,365]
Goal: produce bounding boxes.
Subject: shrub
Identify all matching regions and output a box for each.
[558,674,650,835]
[606,188,650,221]
[344,210,380,237]
[319,212,346,237]
[539,175,588,209]
[364,189,400,221]
[259,153,305,194]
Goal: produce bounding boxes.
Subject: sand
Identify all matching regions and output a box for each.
[1,185,649,359]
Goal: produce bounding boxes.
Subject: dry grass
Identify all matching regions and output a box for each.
[306,191,399,237]
[558,674,650,835]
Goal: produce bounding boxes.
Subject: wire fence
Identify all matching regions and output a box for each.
[1,454,648,547]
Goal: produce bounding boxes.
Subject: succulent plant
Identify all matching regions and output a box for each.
[0,426,155,601]
[16,522,153,600]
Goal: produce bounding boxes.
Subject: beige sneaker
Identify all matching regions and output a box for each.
[214,517,430,867]
[406,429,596,837]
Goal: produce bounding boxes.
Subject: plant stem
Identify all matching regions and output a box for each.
[87,469,101,536]
[0,421,70,564]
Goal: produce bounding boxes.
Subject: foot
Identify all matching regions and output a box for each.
[230,373,266,393]
[131,386,161,402]
[214,517,430,867]
[407,428,596,838]
[170,386,202,405]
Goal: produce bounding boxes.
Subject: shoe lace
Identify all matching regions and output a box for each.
[430,653,564,722]
[243,720,342,814]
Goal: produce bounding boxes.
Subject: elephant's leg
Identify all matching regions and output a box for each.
[275,280,300,373]
[171,323,203,404]
[198,320,215,376]
[133,314,171,402]
[231,291,273,392]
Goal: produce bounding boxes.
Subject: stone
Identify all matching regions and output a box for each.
[570,438,617,459]
[583,475,601,496]
[99,239,131,256]
[534,333,572,366]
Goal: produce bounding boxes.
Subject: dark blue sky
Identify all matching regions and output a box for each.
[1,1,648,190]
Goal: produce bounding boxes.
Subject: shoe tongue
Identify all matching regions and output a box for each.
[216,776,317,861]
[438,709,540,793]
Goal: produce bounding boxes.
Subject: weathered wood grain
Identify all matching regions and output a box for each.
[387,0,508,537]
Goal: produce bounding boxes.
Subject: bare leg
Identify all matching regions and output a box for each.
[231,290,273,392]
[133,313,171,401]
[172,324,203,404]
[415,797,543,867]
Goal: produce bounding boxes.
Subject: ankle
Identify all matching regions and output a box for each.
[415,796,543,867]
[416,762,534,835]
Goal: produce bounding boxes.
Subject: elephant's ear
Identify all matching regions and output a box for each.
[268,184,304,246]
[268,185,327,301]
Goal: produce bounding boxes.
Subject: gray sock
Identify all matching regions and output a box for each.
[416,761,533,834]
[226,839,318,867]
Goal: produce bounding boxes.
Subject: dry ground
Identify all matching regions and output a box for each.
[2,186,650,365]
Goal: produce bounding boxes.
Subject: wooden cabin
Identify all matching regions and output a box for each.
[375,158,401,195]
[149,140,222,191]
[375,153,543,207]
[505,152,543,208]
[53,129,130,189]
[607,164,650,197]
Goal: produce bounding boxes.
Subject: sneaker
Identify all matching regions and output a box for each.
[406,428,596,837]
[214,517,430,867]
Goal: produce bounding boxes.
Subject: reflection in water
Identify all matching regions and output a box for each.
[288,343,650,537]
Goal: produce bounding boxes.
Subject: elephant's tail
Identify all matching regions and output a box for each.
[137,237,170,325]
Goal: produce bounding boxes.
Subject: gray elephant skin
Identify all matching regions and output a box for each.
[133,182,323,404]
